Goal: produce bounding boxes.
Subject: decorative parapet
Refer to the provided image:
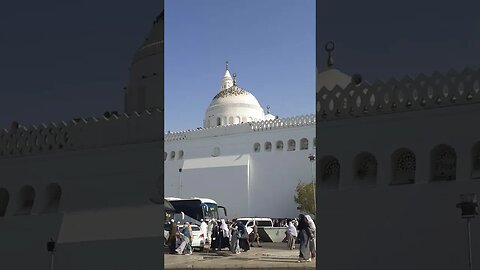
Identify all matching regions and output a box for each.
[316,67,480,120]
[250,114,315,132]
[0,109,162,159]
[165,114,316,142]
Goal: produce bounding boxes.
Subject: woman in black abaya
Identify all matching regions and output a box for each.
[296,214,312,262]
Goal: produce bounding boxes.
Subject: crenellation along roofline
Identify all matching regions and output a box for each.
[317,67,480,121]
[165,114,316,142]
[0,108,163,158]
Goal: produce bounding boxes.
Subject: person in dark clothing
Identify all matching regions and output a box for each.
[210,220,219,251]
[166,220,178,254]
[297,214,312,262]
[237,221,250,251]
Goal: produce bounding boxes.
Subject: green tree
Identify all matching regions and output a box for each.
[294,180,315,215]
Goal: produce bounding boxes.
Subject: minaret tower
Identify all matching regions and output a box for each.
[220,61,234,91]
[124,11,164,113]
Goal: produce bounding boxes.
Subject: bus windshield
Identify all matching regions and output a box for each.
[168,199,220,222]
[205,203,218,220]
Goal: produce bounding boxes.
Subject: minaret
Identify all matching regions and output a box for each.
[124,11,164,113]
[220,61,234,91]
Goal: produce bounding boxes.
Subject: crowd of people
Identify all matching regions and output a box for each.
[208,218,252,253]
[166,214,316,263]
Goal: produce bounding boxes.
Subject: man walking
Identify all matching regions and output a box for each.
[250,221,262,247]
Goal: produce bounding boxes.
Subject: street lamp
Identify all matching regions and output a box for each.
[178,168,183,197]
[456,193,479,270]
[308,153,316,212]
[47,237,56,270]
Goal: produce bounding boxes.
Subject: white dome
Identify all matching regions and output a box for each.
[317,68,352,91]
[204,64,265,128]
[204,85,265,128]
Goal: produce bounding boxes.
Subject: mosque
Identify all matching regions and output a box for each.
[315,44,480,270]
[0,10,164,270]
[0,1,478,269]
[164,62,316,219]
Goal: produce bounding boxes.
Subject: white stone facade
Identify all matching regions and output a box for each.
[165,114,316,218]
[315,67,480,270]
[0,12,164,270]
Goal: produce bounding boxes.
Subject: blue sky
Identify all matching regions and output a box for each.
[165,0,315,132]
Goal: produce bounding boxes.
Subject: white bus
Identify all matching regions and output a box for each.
[165,197,227,223]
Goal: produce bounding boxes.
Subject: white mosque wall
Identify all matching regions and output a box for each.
[0,10,164,269]
[315,68,480,270]
[165,116,316,218]
[0,113,163,269]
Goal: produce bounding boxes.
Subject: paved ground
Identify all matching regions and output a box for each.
[164,242,315,269]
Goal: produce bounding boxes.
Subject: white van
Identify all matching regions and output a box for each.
[235,217,274,235]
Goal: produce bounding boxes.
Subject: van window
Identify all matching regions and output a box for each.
[257,221,272,227]
[246,221,252,227]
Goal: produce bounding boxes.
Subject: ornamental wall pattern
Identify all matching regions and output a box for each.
[0,109,162,159]
[165,114,316,142]
[316,68,480,120]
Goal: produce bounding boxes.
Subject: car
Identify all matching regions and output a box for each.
[235,217,274,235]
[176,224,205,251]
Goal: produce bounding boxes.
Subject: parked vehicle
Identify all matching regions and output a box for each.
[165,197,227,223]
[235,217,274,235]
[177,224,205,251]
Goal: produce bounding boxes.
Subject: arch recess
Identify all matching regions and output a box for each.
[391,148,416,185]
[430,144,456,182]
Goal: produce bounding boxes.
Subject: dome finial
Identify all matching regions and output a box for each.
[226,60,229,71]
[325,41,335,68]
[233,73,237,85]
[266,105,271,114]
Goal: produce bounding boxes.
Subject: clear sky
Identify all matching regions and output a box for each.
[0,0,159,129]
[317,0,480,81]
[165,0,316,132]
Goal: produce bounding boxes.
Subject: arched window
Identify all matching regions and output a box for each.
[44,183,61,213]
[276,141,284,151]
[178,150,184,160]
[472,142,480,179]
[300,138,309,150]
[228,116,233,125]
[431,144,456,181]
[16,185,35,215]
[253,143,261,152]
[217,117,221,126]
[235,116,241,124]
[313,137,316,148]
[287,139,296,151]
[0,188,9,217]
[164,152,167,161]
[353,152,377,185]
[391,148,416,185]
[265,141,272,152]
[170,151,175,160]
[319,156,340,189]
